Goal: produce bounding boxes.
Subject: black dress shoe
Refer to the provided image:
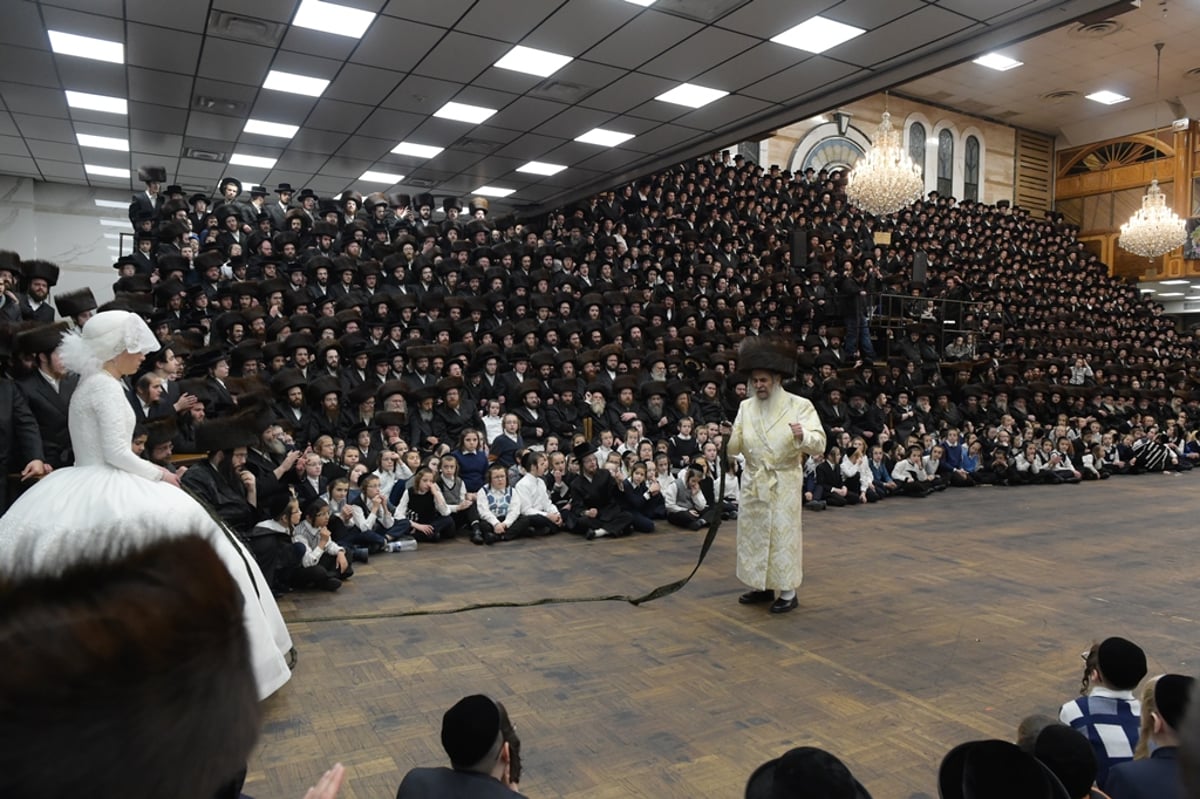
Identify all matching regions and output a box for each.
[351,547,369,564]
[770,595,799,614]
[739,589,774,604]
[471,529,485,545]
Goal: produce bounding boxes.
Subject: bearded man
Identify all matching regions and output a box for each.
[727,336,825,614]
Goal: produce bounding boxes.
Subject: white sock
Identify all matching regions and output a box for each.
[778,590,796,601]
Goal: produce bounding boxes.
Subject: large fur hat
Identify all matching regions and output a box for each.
[194,408,260,452]
[0,536,259,799]
[13,320,69,355]
[20,259,59,287]
[137,165,168,183]
[736,335,797,377]
[54,287,97,319]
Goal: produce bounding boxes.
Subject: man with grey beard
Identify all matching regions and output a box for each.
[244,415,302,504]
[639,381,670,435]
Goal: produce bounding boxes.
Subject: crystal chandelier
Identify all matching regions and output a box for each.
[846,107,925,217]
[1118,42,1187,258]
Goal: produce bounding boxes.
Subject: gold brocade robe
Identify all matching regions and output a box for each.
[727,390,826,591]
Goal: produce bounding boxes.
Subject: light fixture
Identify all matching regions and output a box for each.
[771,15,864,54]
[391,141,444,159]
[655,83,729,109]
[517,161,567,176]
[48,30,124,64]
[845,96,924,217]
[1156,292,1184,297]
[1086,90,1129,105]
[575,127,634,147]
[292,0,376,39]
[1160,279,1190,285]
[76,133,129,151]
[474,185,515,198]
[433,101,497,124]
[229,153,278,169]
[1119,43,1187,258]
[494,45,573,78]
[360,170,403,184]
[65,90,127,115]
[244,119,300,139]
[263,70,330,98]
[98,218,130,226]
[94,198,129,209]
[85,165,131,179]
[973,53,1023,72]
[624,0,656,6]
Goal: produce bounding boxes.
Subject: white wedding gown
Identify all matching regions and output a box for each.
[0,371,293,700]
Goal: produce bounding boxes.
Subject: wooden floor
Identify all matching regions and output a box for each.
[250,475,1200,799]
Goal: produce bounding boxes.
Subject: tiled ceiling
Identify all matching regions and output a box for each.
[0,0,1126,214]
[897,0,1200,145]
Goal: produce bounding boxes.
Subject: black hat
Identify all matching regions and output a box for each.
[188,192,210,206]
[217,177,242,195]
[142,415,178,448]
[641,380,668,400]
[1032,725,1096,799]
[1097,637,1147,690]
[14,321,69,355]
[938,740,1070,799]
[137,165,167,183]
[0,250,19,274]
[737,335,795,376]
[440,695,502,768]
[21,259,60,287]
[745,747,872,799]
[940,734,1065,796]
[274,183,294,194]
[194,410,260,452]
[573,441,598,462]
[1155,673,1196,730]
[249,185,268,198]
[54,288,97,319]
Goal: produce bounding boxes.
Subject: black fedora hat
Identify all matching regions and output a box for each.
[745,747,872,799]
[938,739,1070,799]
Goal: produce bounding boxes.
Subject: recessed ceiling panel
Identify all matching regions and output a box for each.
[523,0,642,57]
[351,16,444,72]
[584,10,704,70]
[127,67,194,108]
[638,26,757,82]
[455,0,564,43]
[126,23,203,74]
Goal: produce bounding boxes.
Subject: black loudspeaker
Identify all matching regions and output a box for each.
[912,250,928,286]
[791,229,807,267]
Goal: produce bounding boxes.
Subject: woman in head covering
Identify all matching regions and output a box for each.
[0,310,294,700]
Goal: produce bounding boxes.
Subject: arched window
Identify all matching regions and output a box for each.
[908,122,926,180]
[964,135,981,202]
[937,129,954,196]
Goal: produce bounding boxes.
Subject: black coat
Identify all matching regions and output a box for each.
[0,379,45,510]
[179,460,258,534]
[17,373,78,468]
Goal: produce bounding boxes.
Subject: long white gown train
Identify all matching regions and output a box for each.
[0,371,293,700]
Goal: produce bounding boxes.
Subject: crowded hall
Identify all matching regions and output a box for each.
[2,0,1200,797]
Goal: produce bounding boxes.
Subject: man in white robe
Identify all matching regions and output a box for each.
[727,337,826,613]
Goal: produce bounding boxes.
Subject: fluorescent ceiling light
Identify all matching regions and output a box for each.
[494,45,573,78]
[292,0,375,38]
[474,185,515,198]
[48,30,124,64]
[575,127,634,147]
[1086,90,1129,105]
[517,161,567,176]
[360,170,403,184]
[85,164,130,179]
[65,90,127,115]
[771,15,864,53]
[244,119,300,139]
[1159,279,1189,285]
[103,233,122,240]
[76,133,129,151]
[433,101,497,124]
[973,53,1023,71]
[229,153,277,169]
[1139,288,1156,293]
[624,0,656,5]
[94,198,129,209]
[98,218,129,226]
[655,83,729,108]
[263,70,330,98]
[1157,292,1184,297]
[391,141,444,159]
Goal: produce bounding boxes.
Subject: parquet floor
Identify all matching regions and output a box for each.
[251,475,1200,799]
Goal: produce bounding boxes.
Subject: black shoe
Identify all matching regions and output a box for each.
[482,530,500,545]
[770,595,799,614]
[338,566,354,580]
[352,547,369,564]
[322,577,342,592]
[739,589,774,605]
[285,647,298,670]
[804,500,826,511]
[471,529,485,545]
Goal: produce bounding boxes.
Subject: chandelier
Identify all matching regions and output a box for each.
[1118,42,1187,258]
[845,108,924,217]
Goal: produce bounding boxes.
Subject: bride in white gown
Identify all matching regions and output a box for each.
[0,310,293,700]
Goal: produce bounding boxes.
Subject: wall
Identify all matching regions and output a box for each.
[763,92,1018,207]
[0,176,129,303]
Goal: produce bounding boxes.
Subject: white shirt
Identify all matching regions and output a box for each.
[512,473,556,517]
[39,369,60,394]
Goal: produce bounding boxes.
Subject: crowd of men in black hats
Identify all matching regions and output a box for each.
[3,147,1200,523]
